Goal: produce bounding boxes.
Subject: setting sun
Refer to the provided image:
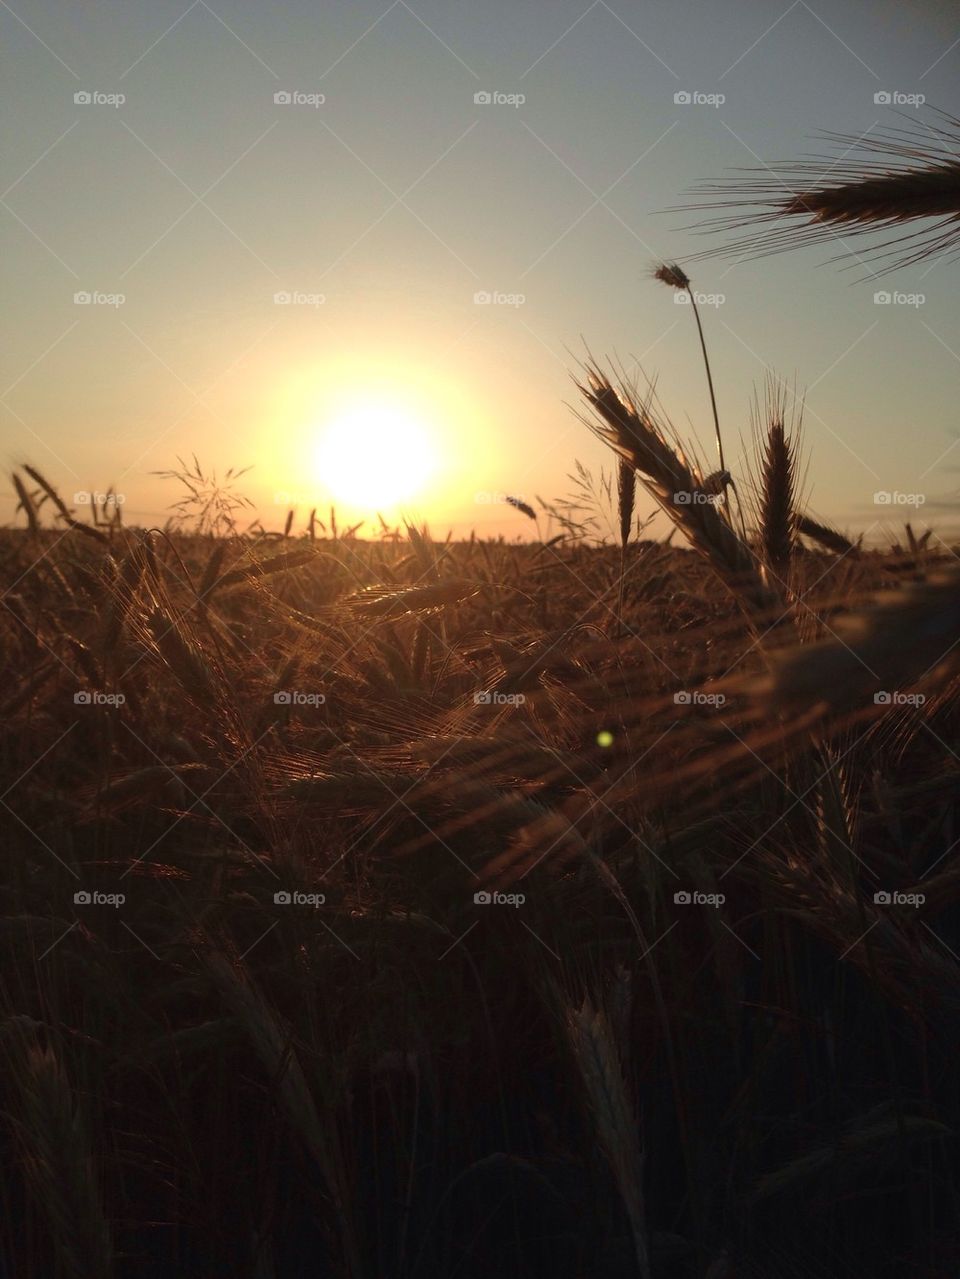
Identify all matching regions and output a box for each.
[313,397,437,511]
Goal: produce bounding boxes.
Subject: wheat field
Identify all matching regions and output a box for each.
[2,347,959,1278]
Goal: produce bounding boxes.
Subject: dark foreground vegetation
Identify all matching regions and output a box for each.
[2,413,959,1278]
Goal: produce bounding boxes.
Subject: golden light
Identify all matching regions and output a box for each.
[313,394,437,511]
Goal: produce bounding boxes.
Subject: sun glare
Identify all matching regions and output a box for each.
[313,396,437,511]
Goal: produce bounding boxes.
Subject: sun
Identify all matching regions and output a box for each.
[313,395,437,510]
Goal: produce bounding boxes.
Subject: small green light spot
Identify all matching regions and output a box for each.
[596,730,614,748]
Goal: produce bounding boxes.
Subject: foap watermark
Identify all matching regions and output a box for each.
[674,690,726,707]
[675,290,725,308]
[74,291,125,308]
[474,490,528,505]
[74,690,126,707]
[674,90,725,108]
[874,690,926,708]
[274,290,325,307]
[874,90,925,108]
[874,890,925,907]
[74,90,125,108]
[74,890,125,907]
[474,290,525,307]
[274,889,326,907]
[674,890,725,907]
[474,889,525,907]
[474,90,525,107]
[74,490,125,507]
[274,90,325,107]
[274,691,326,706]
[673,490,725,506]
[874,490,925,507]
[874,290,925,307]
[474,690,525,706]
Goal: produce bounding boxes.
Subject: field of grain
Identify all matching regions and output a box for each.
[2,356,959,1279]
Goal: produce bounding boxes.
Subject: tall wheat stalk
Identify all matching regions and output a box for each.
[652,265,727,473]
[652,265,751,540]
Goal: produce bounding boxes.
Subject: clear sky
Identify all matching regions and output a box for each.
[2,0,958,541]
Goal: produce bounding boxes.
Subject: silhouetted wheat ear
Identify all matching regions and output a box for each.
[754,379,797,586]
[576,365,780,619]
[12,472,39,535]
[672,111,960,271]
[760,421,793,581]
[795,514,857,556]
[506,494,536,521]
[617,458,635,549]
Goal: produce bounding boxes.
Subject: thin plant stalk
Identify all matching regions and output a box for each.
[652,264,748,539]
[616,457,635,636]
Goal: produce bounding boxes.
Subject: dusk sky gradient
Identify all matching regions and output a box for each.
[2,0,958,539]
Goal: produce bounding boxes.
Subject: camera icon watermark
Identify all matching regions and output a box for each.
[473,90,525,107]
[474,690,526,706]
[273,90,325,107]
[873,490,925,506]
[873,290,924,307]
[473,290,525,307]
[474,490,526,505]
[873,889,924,907]
[74,291,125,308]
[474,889,525,907]
[274,888,325,907]
[674,90,725,108]
[874,690,926,708]
[873,90,924,107]
[74,90,125,108]
[73,490,125,506]
[673,690,726,707]
[74,690,126,707]
[74,889,125,907]
[674,290,724,308]
[273,690,326,706]
[273,290,325,307]
[673,490,725,506]
[674,889,725,907]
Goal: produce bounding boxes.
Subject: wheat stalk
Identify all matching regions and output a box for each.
[673,111,960,272]
[12,472,40,536]
[2,1023,113,1279]
[754,380,797,590]
[795,514,857,556]
[205,951,363,1276]
[147,607,217,707]
[614,458,636,634]
[566,997,651,1279]
[652,264,730,474]
[576,366,780,618]
[761,421,793,577]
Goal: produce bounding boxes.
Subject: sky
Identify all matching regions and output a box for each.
[2,0,958,541]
